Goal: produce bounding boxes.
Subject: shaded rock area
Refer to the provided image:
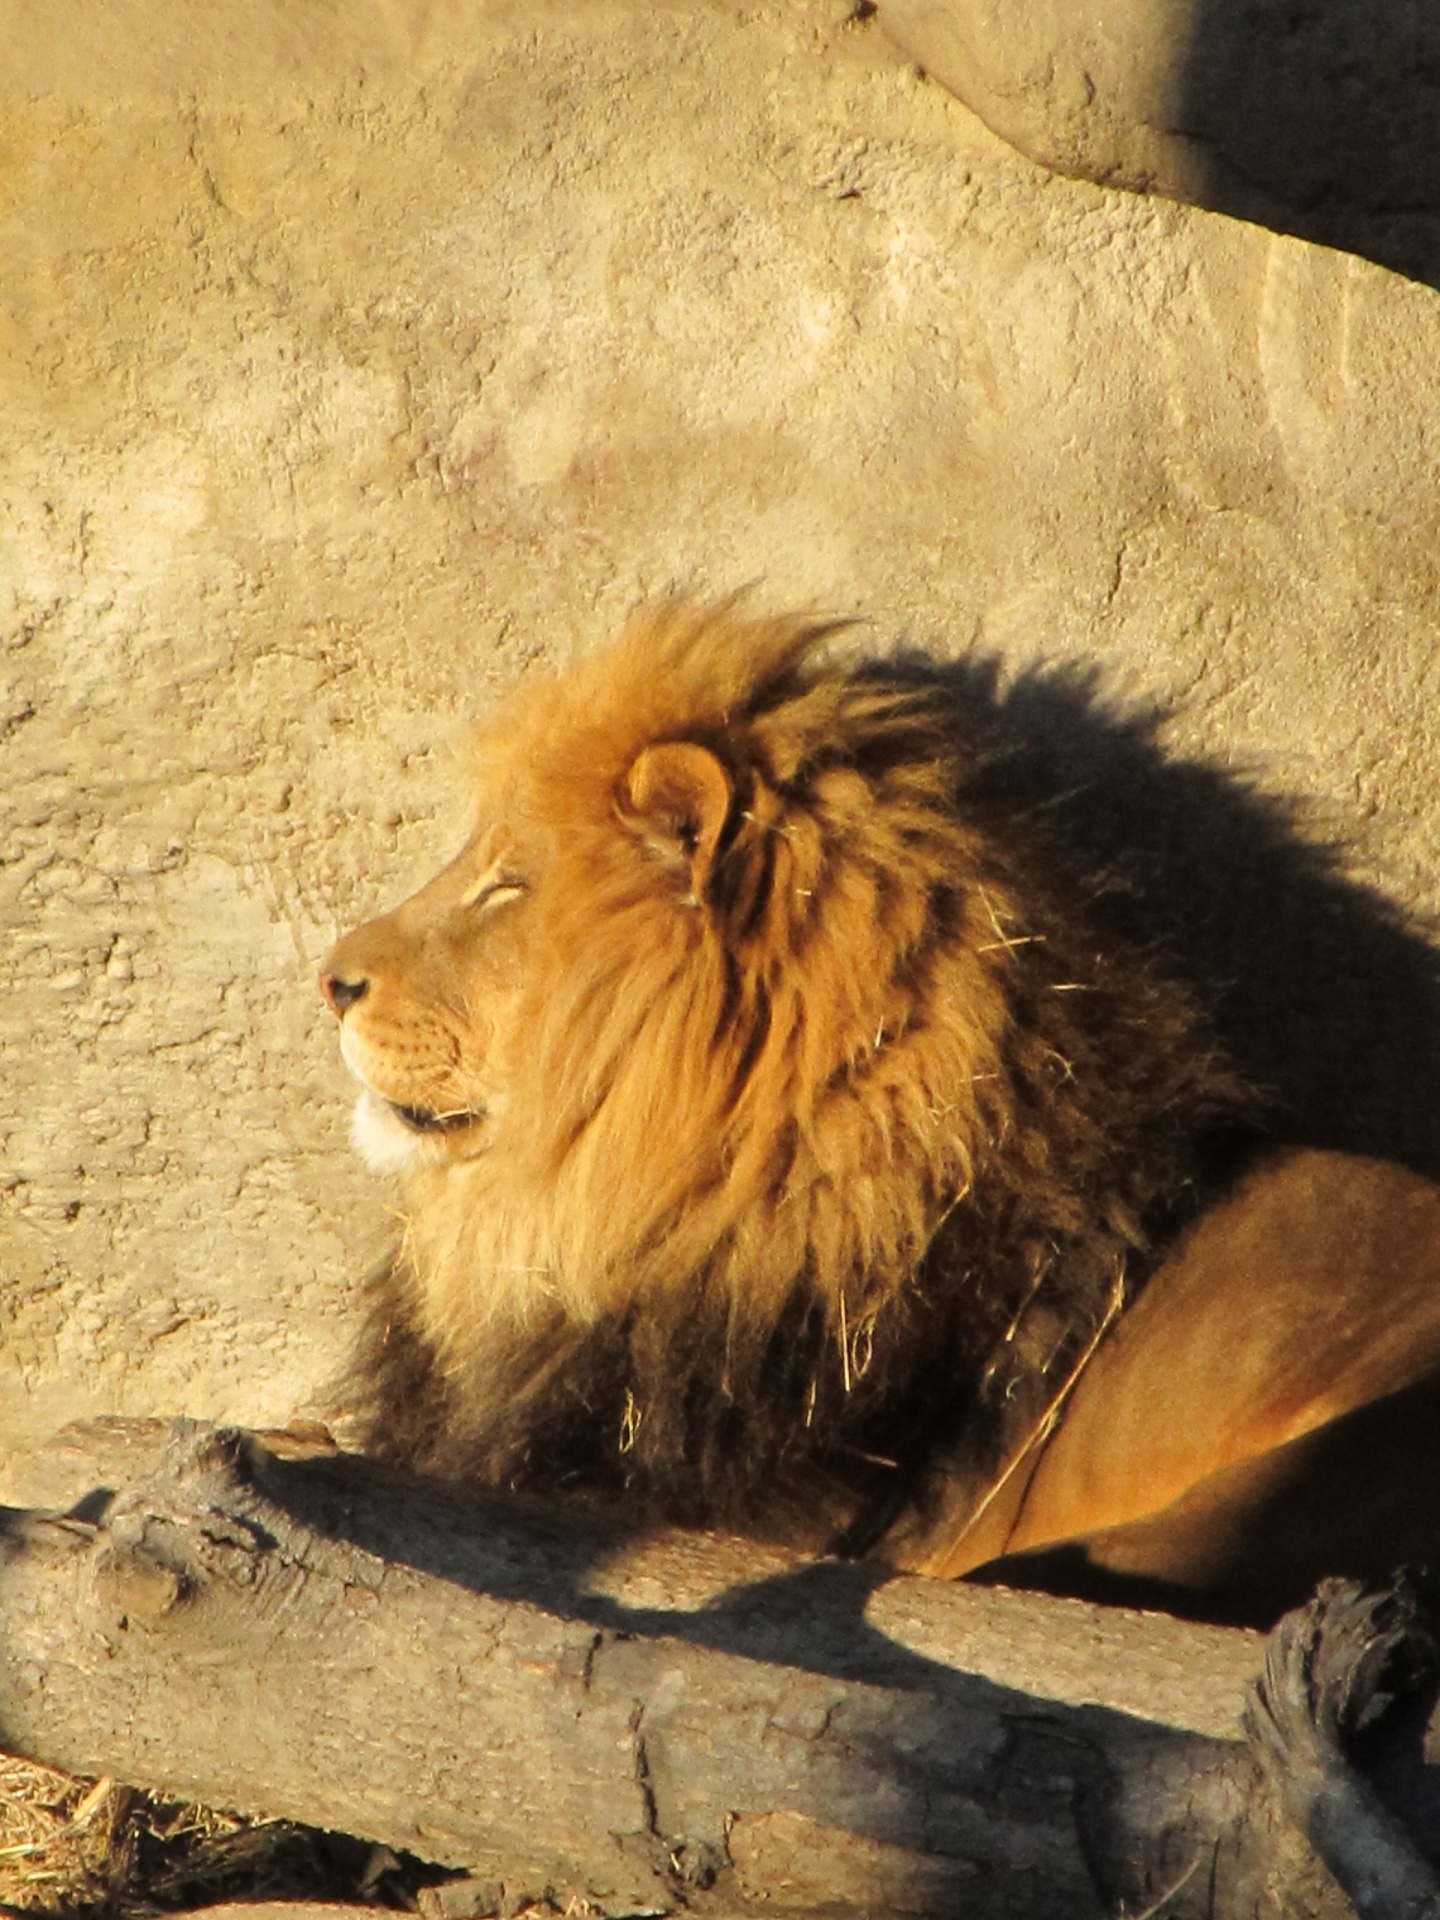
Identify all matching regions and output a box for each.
[882,0,1440,285]
[2,0,1440,1487]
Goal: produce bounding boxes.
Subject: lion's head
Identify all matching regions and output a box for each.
[322,604,1246,1546]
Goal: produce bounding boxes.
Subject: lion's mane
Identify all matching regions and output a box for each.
[348,605,1249,1549]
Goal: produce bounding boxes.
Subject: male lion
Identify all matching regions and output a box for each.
[321,603,1440,1626]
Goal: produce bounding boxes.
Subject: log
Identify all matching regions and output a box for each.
[0,1418,1415,1918]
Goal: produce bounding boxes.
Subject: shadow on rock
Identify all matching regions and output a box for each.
[1178,0,1440,286]
[887,646,1440,1181]
[882,0,1440,286]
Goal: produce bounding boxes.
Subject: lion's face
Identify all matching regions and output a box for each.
[320,607,1014,1349]
[322,832,535,1174]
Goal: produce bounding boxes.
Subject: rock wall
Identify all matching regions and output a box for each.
[3,0,1439,1489]
[882,0,1440,284]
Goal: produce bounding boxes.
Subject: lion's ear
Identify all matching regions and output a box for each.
[624,742,733,896]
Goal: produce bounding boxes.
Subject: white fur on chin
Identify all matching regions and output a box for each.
[351,1089,426,1174]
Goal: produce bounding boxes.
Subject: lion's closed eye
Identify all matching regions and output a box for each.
[462,874,527,912]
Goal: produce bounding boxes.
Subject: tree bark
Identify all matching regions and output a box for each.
[0,1419,1419,1918]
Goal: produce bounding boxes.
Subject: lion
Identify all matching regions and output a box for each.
[320,602,1440,1625]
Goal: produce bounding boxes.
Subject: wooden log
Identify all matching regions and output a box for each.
[0,1418,1406,1918]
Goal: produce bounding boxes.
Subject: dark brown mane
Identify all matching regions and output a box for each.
[343,607,1253,1552]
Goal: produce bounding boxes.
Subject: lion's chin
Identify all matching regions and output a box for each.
[350,1089,484,1173]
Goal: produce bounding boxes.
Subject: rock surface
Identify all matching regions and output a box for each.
[2,0,1439,1488]
[881,0,1440,285]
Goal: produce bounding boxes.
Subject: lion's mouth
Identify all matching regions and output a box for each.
[388,1100,486,1136]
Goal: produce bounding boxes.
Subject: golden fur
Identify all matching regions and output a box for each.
[322,603,1251,1555]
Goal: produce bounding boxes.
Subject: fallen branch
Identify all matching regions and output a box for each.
[0,1419,1409,1917]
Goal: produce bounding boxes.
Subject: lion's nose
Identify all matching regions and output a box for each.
[319,971,369,1017]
